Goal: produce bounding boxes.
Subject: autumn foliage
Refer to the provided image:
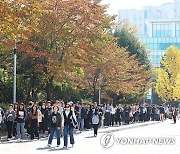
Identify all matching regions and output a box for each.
[156,46,180,103]
[0,0,152,102]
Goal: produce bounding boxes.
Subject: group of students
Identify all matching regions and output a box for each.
[0,101,101,147]
[0,101,178,147]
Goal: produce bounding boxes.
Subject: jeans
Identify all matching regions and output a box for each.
[77,118,84,131]
[48,127,60,145]
[17,123,25,139]
[63,125,74,147]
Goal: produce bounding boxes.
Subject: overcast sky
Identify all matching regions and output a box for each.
[101,0,174,15]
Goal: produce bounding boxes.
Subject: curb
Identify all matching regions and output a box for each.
[99,121,161,134]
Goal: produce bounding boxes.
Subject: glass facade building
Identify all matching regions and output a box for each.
[118,0,180,67]
[139,19,180,67]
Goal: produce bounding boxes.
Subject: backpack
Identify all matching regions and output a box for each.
[92,114,99,124]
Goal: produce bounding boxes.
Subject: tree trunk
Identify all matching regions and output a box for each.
[46,77,53,101]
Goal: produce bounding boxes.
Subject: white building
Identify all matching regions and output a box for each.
[118,0,180,36]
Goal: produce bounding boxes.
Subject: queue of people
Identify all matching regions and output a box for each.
[0,101,179,147]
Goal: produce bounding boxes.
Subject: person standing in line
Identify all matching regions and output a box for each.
[103,103,111,127]
[16,103,26,142]
[76,103,86,132]
[115,104,121,126]
[146,104,152,121]
[47,105,62,147]
[151,105,156,121]
[37,106,43,136]
[47,101,53,116]
[40,103,48,137]
[92,109,100,137]
[172,107,177,124]
[142,104,147,122]
[155,105,160,121]
[29,105,39,140]
[0,107,5,137]
[159,105,165,122]
[12,103,18,138]
[58,101,64,137]
[97,105,103,127]
[85,104,93,130]
[110,104,116,126]
[164,106,169,119]
[6,104,16,141]
[26,102,34,137]
[63,103,77,148]
[124,105,130,125]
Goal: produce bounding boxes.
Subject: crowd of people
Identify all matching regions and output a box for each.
[0,100,178,147]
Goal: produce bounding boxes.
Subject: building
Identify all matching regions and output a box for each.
[118,0,180,67]
[140,19,180,67]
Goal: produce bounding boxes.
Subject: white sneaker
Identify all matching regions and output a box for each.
[47,144,51,147]
[57,145,60,147]
[63,146,67,149]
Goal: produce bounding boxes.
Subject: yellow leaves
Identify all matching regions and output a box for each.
[0,0,43,42]
[156,46,180,102]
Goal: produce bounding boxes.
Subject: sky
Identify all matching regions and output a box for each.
[101,0,174,15]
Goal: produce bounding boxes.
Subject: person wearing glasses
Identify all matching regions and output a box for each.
[62,103,77,148]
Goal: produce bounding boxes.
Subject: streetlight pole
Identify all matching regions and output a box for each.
[98,87,101,105]
[13,43,17,104]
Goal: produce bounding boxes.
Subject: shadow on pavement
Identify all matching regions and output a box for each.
[36,147,70,151]
[84,135,96,138]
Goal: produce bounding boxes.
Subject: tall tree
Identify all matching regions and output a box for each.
[155,46,180,103]
[114,22,151,70]
[0,0,115,101]
[71,42,152,102]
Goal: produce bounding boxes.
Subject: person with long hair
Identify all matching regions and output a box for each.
[16,103,26,142]
[13,103,18,138]
[47,105,62,147]
[40,103,49,137]
[29,105,39,140]
[63,103,77,148]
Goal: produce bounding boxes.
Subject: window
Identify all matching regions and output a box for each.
[152,24,172,37]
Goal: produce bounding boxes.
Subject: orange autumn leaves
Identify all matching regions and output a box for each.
[71,42,152,99]
[0,0,152,100]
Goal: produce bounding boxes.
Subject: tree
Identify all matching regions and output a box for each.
[0,0,116,102]
[155,46,180,103]
[114,22,151,70]
[111,22,153,103]
[71,42,152,102]
[0,0,42,42]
